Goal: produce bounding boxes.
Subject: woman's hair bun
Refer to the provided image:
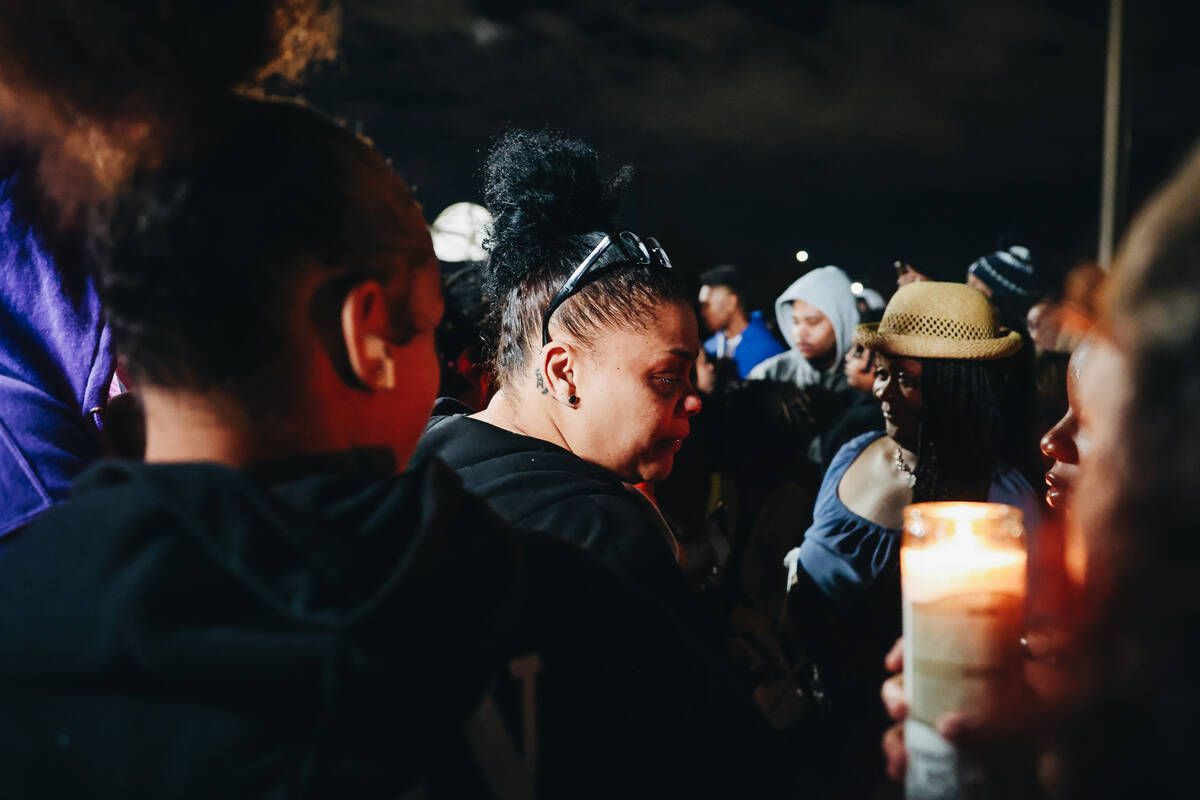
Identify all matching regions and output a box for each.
[482,128,632,297]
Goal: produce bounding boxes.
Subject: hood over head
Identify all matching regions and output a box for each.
[773,265,860,366]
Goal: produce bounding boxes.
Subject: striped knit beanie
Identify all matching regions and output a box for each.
[968,245,1035,305]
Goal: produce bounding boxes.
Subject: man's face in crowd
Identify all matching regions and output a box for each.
[791,299,837,365]
[698,284,738,333]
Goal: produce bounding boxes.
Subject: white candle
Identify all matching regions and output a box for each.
[900,502,1027,800]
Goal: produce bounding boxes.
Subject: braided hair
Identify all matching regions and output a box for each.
[911,357,1017,503]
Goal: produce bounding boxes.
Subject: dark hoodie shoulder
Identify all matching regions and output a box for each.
[0,451,786,798]
[0,453,525,797]
[414,402,682,584]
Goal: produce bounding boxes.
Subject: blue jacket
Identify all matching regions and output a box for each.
[703,310,785,379]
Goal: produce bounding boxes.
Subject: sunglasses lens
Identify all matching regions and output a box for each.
[646,237,672,269]
[617,231,650,264]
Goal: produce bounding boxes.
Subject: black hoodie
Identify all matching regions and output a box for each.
[0,450,784,799]
[413,400,698,618]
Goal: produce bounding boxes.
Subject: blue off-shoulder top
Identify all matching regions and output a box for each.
[795,431,1041,613]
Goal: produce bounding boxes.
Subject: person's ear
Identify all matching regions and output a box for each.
[341,280,397,391]
[541,341,579,407]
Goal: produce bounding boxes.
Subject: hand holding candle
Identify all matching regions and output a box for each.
[900,502,1027,800]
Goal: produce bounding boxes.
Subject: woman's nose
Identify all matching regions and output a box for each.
[1041,415,1079,464]
[682,389,702,417]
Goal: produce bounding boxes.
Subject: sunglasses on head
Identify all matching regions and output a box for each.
[893,260,911,278]
[541,231,672,346]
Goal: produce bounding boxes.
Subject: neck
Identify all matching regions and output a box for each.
[474,386,571,451]
[808,351,837,371]
[143,388,270,467]
[141,386,351,468]
[723,309,749,338]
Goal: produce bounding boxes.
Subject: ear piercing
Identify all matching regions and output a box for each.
[568,395,578,405]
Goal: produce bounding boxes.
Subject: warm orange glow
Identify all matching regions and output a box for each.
[901,502,1026,603]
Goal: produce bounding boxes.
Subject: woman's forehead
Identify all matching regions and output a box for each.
[874,352,921,370]
[599,301,699,360]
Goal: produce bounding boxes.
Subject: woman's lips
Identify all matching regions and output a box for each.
[1045,470,1071,509]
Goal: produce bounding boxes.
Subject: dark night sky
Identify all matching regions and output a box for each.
[295,0,1200,306]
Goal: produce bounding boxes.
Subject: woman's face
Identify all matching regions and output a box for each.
[569,300,703,482]
[873,352,922,449]
[1041,338,1093,510]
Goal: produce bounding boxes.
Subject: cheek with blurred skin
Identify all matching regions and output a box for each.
[386,263,444,469]
[1067,340,1131,587]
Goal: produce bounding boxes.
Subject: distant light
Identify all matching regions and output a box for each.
[795,250,809,263]
[850,281,864,295]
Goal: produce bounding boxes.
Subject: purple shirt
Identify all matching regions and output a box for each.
[0,178,114,536]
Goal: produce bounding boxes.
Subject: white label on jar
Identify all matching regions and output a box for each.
[906,591,1024,726]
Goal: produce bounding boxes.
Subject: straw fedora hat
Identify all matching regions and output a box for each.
[855,282,1023,360]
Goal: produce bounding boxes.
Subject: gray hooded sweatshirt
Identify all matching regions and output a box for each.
[748,265,860,392]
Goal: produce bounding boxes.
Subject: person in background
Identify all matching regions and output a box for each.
[748,265,860,395]
[698,263,785,379]
[792,282,1040,619]
[413,129,703,619]
[967,242,1044,482]
[894,260,927,287]
[967,242,1038,324]
[748,265,860,467]
[818,308,886,467]
[784,282,1040,783]
[895,255,975,289]
[854,286,886,315]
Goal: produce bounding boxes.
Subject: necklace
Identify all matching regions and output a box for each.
[894,445,917,489]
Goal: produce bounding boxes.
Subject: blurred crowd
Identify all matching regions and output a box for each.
[0,3,1195,799]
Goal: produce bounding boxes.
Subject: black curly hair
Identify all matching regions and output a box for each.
[481,129,685,387]
[94,96,430,410]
